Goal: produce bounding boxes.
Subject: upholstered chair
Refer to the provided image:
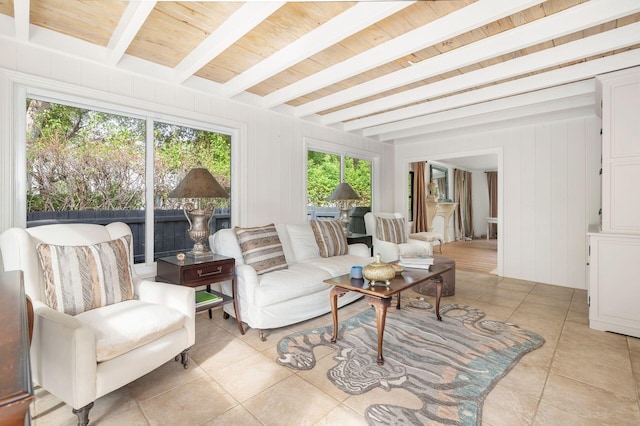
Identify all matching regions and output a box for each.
[364,212,433,262]
[0,222,195,426]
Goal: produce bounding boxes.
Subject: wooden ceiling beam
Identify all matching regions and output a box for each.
[222,1,413,98]
[297,0,640,118]
[361,50,640,140]
[337,22,640,129]
[262,0,545,109]
[174,2,285,84]
[369,81,596,141]
[13,0,29,41]
[107,1,156,66]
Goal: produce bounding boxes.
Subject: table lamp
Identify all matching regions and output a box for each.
[328,182,361,235]
[169,167,229,257]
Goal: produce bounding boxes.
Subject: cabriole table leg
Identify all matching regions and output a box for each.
[366,295,392,365]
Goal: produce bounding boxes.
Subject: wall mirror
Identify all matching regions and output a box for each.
[430,164,449,201]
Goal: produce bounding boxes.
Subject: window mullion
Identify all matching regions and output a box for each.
[145,117,155,265]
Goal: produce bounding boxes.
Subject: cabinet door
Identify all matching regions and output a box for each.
[599,67,640,233]
[589,234,640,338]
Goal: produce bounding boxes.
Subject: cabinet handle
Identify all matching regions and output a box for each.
[197,266,222,277]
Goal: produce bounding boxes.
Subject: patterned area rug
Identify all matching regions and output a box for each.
[277,299,544,425]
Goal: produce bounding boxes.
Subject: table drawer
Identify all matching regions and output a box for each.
[182,260,234,283]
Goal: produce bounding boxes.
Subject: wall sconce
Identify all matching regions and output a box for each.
[328,182,361,236]
[169,168,229,257]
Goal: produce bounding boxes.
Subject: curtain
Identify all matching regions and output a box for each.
[486,171,498,238]
[413,162,429,232]
[454,169,474,240]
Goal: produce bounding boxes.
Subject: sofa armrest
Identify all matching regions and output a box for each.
[347,243,371,258]
[136,279,195,346]
[234,264,260,303]
[30,300,97,409]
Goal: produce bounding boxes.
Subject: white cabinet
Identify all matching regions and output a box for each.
[589,67,640,338]
[588,229,640,338]
[598,67,640,234]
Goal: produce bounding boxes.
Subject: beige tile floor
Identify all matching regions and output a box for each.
[30,270,640,425]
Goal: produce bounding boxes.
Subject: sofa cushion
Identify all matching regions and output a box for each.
[36,236,134,315]
[77,300,186,362]
[286,224,320,262]
[235,224,288,275]
[254,263,332,307]
[302,254,370,278]
[376,217,407,244]
[310,220,348,258]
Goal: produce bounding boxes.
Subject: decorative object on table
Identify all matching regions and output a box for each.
[169,167,229,257]
[399,253,434,269]
[328,181,361,235]
[277,299,544,426]
[350,265,363,279]
[176,252,186,261]
[391,263,404,274]
[362,253,395,286]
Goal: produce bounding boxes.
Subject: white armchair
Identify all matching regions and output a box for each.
[0,222,195,426]
[364,212,433,262]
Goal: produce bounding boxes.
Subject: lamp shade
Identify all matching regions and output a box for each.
[328,182,360,201]
[168,168,229,199]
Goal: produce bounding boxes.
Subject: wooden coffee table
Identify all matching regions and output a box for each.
[325,264,452,365]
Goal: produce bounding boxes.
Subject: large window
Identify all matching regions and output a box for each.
[307,149,371,232]
[25,98,232,263]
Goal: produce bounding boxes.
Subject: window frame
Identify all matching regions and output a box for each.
[13,83,241,275]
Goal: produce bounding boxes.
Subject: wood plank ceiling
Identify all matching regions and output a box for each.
[1,0,639,142]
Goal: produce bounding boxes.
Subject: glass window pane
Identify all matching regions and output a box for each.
[344,156,371,208]
[154,122,231,259]
[25,98,147,263]
[307,150,341,221]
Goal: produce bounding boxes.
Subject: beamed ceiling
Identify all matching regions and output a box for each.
[1,0,639,142]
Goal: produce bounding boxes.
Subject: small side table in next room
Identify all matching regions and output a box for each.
[347,233,373,256]
[156,254,244,335]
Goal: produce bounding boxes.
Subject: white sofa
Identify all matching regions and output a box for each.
[211,223,373,340]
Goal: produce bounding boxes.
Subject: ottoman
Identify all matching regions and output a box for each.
[409,232,444,253]
[413,255,456,297]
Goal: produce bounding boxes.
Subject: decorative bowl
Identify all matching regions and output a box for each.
[363,254,396,286]
[392,263,404,274]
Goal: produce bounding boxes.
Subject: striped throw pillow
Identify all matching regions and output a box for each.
[376,217,407,244]
[310,220,348,258]
[234,224,288,275]
[36,236,135,316]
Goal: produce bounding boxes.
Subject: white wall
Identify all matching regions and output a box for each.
[394,116,601,289]
[0,38,392,235]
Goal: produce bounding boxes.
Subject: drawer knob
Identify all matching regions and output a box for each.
[197,266,223,277]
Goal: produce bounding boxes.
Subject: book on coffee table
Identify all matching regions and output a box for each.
[399,254,434,269]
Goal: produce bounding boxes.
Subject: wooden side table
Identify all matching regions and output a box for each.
[156,254,244,335]
[0,271,34,426]
[347,233,373,256]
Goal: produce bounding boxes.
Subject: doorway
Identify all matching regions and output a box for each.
[410,149,502,275]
